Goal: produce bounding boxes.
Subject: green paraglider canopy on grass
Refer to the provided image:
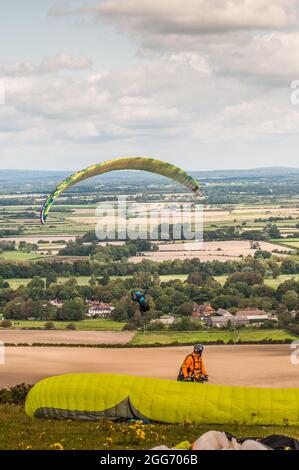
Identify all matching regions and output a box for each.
[26,373,299,426]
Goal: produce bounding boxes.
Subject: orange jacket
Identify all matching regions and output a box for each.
[181,352,207,379]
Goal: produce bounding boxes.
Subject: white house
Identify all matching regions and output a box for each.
[154,315,176,325]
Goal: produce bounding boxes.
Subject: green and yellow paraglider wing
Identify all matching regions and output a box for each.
[39,157,201,224]
[26,373,299,426]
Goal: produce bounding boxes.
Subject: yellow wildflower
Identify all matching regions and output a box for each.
[136,429,145,441]
[50,443,64,451]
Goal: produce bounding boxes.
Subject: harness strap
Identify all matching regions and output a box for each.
[184,354,202,376]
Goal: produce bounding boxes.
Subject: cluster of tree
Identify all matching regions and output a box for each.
[0,256,299,328]
[1,276,87,322]
[58,239,156,259]
[115,269,299,329]
[1,262,296,326]
[202,225,282,243]
[241,225,281,240]
[0,199,34,206]
[3,298,86,322]
[0,227,23,238]
[0,241,16,252]
[18,241,39,253]
[1,252,298,283]
[5,211,36,219]
[254,216,295,223]
[203,179,299,205]
[204,226,239,241]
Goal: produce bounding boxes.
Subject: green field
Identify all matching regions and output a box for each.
[74,272,295,289]
[159,274,188,282]
[5,279,37,289]
[5,272,299,291]
[5,277,93,289]
[12,319,125,331]
[1,199,299,238]
[5,274,188,289]
[265,274,299,288]
[1,404,299,450]
[0,251,50,261]
[270,238,299,250]
[131,329,297,346]
[215,273,299,287]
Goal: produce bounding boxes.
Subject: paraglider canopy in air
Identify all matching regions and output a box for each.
[39,157,202,225]
[131,289,150,313]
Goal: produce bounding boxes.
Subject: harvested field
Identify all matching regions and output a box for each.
[0,330,134,346]
[1,344,298,388]
[129,240,291,262]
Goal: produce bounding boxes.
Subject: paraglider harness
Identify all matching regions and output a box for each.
[131,288,150,313]
[177,354,208,383]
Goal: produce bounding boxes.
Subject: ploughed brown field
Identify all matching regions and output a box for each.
[129,240,293,263]
[0,330,134,345]
[1,344,298,388]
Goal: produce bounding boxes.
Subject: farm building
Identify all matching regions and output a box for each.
[192,303,216,319]
[49,299,63,308]
[216,308,233,317]
[151,315,176,325]
[207,314,249,328]
[235,308,269,318]
[207,316,231,328]
[235,308,271,324]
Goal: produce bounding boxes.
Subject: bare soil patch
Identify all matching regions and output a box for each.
[0,344,297,388]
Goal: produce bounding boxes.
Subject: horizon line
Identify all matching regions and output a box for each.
[0,165,299,173]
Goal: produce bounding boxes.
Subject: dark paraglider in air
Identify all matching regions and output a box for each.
[131,288,150,313]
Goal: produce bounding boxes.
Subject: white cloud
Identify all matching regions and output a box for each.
[40,52,91,73]
[0,53,91,77]
[1,2,299,169]
[50,0,297,32]
[2,49,298,150]
[47,1,299,81]
[187,31,299,85]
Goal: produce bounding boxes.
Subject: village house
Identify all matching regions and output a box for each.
[207,316,231,328]
[86,301,115,319]
[207,315,249,328]
[206,308,234,328]
[216,308,233,317]
[192,303,216,319]
[235,308,271,324]
[151,315,176,325]
[49,299,63,308]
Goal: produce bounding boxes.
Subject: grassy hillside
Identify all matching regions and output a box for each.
[1,404,299,450]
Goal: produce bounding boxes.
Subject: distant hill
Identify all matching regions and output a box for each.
[0,166,298,192]
[1,166,298,179]
[191,167,299,179]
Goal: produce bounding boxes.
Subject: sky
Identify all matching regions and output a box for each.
[0,0,299,171]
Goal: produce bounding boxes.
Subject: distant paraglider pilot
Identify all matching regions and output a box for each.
[131,289,150,313]
[177,344,209,383]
